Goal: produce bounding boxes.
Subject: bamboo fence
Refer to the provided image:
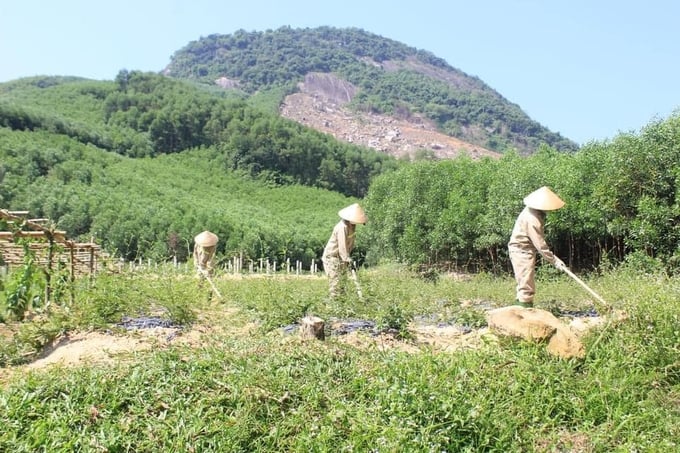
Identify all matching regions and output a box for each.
[2,209,325,283]
[0,209,105,282]
[117,255,323,276]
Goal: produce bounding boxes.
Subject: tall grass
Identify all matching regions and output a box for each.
[1,264,679,451]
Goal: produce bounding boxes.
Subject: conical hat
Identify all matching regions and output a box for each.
[194,230,219,247]
[523,186,564,211]
[338,203,367,224]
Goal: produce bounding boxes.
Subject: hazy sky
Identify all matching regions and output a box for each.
[1,0,678,145]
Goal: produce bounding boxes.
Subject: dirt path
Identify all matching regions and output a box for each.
[1,307,615,387]
[0,317,490,384]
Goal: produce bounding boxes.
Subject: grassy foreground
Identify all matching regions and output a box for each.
[0,264,679,451]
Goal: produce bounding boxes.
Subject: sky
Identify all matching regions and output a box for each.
[1,0,678,145]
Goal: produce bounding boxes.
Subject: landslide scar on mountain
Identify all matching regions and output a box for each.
[280,72,500,161]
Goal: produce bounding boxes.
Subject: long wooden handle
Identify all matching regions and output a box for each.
[200,269,223,299]
[350,268,363,299]
[205,275,223,299]
[561,266,610,310]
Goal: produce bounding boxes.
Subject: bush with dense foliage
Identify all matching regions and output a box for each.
[363,112,680,271]
[0,75,398,261]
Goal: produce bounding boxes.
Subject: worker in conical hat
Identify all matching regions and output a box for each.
[507,187,566,308]
[193,230,219,280]
[322,203,367,299]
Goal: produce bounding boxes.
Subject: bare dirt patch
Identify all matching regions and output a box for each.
[1,315,491,383]
[280,73,500,161]
[336,325,493,353]
[0,323,16,341]
[27,330,162,369]
[1,303,621,387]
[0,307,246,384]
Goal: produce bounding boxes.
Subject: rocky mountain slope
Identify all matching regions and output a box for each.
[164,27,578,157]
[280,73,501,160]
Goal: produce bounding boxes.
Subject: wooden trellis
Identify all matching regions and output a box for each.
[0,209,103,284]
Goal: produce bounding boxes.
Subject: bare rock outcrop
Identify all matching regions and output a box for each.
[487,306,585,359]
[280,72,500,161]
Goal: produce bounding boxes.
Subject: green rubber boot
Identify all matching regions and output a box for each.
[514,300,534,308]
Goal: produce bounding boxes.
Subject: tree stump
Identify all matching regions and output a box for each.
[300,316,325,340]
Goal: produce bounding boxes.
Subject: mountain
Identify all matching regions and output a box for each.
[164,26,578,157]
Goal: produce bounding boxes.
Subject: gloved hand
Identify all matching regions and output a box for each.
[553,257,566,271]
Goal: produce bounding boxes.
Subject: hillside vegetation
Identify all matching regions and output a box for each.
[165,26,578,154]
[2,73,680,272]
[364,112,680,271]
[0,74,396,261]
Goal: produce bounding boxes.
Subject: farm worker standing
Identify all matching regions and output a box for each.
[508,186,566,308]
[193,230,219,280]
[322,203,367,299]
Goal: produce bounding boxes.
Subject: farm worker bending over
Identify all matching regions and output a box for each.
[193,230,219,279]
[508,186,566,308]
[322,203,367,299]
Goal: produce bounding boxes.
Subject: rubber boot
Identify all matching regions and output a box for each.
[514,300,534,308]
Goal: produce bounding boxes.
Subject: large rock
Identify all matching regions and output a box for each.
[487,306,585,359]
[546,326,585,359]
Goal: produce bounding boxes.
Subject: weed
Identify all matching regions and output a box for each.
[454,307,487,329]
[2,242,45,320]
[377,304,413,339]
[0,266,679,450]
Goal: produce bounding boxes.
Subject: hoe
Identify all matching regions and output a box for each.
[560,265,611,313]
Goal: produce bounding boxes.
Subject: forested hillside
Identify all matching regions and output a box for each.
[164,26,578,155]
[2,71,679,273]
[363,113,680,272]
[0,73,396,196]
[0,75,397,261]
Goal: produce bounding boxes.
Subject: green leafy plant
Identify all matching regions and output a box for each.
[0,266,679,451]
[377,304,413,339]
[454,307,487,329]
[3,242,45,320]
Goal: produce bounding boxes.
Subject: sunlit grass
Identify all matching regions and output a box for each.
[1,264,679,451]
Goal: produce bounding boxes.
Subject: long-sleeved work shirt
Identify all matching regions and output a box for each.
[323,220,355,263]
[507,207,556,263]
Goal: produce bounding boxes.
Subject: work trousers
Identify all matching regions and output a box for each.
[195,245,216,278]
[509,247,536,303]
[322,255,349,299]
